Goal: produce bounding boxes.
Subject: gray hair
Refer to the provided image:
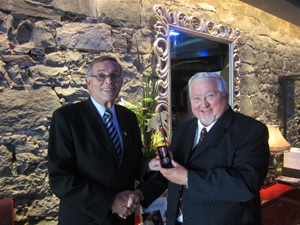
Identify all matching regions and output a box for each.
[86,56,123,77]
[188,72,227,96]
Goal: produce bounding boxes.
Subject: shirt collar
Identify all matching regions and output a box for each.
[197,120,215,132]
[90,96,116,118]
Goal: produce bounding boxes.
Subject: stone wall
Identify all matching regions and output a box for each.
[0,0,299,224]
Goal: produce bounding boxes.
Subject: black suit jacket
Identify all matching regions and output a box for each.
[48,98,150,225]
[152,107,270,225]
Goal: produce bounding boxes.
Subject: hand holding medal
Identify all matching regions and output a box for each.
[156,111,174,168]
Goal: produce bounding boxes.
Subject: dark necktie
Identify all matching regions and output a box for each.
[103,109,121,159]
[199,127,207,143]
[192,127,207,152]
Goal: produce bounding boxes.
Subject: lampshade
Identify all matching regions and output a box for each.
[267,125,291,152]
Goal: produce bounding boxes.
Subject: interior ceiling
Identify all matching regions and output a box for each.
[239,0,300,27]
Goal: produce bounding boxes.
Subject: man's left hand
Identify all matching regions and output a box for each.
[159,160,188,185]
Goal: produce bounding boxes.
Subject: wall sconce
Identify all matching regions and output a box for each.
[264,125,291,187]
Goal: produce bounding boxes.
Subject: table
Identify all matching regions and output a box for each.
[260,182,300,225]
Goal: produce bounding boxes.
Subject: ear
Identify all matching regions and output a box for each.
[225,93,229,101]
[85,76,90,86]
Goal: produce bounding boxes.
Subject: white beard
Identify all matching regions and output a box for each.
[201,115,216,125]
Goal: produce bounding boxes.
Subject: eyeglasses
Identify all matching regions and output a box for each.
[89,72,123,82]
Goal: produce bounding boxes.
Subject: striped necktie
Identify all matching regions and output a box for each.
[103,109,121,159]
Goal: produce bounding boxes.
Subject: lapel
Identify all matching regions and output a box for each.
[84,99,119,160]
[180,119,198,164]
[189,107,235,161]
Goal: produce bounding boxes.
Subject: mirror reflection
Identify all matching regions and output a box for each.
[170,29,230,130]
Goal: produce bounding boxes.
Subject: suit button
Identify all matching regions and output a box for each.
[172,213,176,217]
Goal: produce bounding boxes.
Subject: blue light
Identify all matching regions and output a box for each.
[169,29,180,36]
[198,50,209,57]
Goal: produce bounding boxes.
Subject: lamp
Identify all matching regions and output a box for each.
[263,125,291,188]
[267,125,291,152]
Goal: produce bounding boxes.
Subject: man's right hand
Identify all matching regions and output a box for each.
[111,190,143,219]
[111,191,132,219]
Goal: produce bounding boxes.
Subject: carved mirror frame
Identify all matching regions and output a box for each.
[153,4,241,144]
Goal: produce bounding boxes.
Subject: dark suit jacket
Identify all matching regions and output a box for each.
[159,107,270,225]
[48,98,150,225]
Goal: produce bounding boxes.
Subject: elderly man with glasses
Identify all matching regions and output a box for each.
[48,56,160,225]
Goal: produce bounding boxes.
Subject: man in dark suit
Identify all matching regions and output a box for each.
[48,56,154,225]
[149,72,270,225]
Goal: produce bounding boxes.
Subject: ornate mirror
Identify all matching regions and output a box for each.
[153,4,241,144]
